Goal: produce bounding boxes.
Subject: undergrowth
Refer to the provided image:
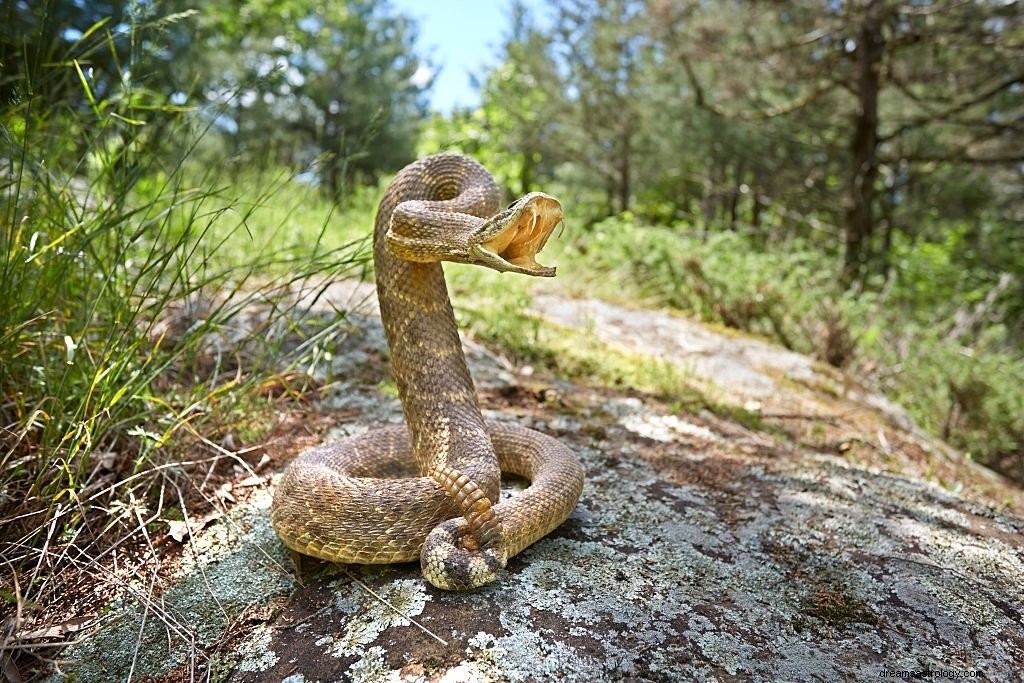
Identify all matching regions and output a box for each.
[0,12,368,659]
[542,216,1023,478]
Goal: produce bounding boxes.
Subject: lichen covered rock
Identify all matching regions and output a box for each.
[231,395,1024,681]
[58,295,1024,682]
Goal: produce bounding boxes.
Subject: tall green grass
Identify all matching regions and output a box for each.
[0,19,369,612]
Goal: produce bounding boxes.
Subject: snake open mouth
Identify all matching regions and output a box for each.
[478,193,562,276]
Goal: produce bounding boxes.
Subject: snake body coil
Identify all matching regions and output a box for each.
[271,154,585,590]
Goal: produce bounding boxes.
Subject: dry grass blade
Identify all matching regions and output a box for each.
[1,562,24,683]
[344,570,449,647]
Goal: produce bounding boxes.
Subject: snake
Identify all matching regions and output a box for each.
[271,153,585,590]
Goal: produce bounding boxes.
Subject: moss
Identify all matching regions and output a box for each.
[799,589,881,631]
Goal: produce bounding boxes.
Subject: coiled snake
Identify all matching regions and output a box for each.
[271,154,585,590]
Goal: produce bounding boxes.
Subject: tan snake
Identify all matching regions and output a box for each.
[271,153,585,590]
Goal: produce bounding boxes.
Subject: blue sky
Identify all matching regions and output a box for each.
[390,0,544,113]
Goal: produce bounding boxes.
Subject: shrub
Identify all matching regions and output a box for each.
[550,215,1022,475]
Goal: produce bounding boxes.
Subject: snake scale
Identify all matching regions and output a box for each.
[271,153,585,590]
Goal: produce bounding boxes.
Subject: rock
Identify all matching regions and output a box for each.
[530,295,817,398]
[56,289,1024,682]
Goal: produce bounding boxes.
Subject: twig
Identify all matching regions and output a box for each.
[81,456,231,505]
[344,570,448,647]
[170,479,230,625]
[887,555,995,591]
[3,560,23,644]
[281,605,333,632]
[126,567,158,683]
[944,273,1014,344]
[758,412,839,423]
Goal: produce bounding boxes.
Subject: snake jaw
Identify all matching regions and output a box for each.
[472,192,562,277]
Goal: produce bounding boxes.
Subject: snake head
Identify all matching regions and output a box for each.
[387,191,562,276]
[470,192,562,277]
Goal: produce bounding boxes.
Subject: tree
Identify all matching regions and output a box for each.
[474,3,563,198]
[162,0,429,194]
[3,0,430,195]
[466,0,669,217]
[659,0,1024,282]
[479,0,843,228]
[549,0,652,214]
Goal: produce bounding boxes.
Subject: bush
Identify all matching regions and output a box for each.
[550,216,1022,475]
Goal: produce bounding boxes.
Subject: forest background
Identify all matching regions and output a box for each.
[2,0,1022,596]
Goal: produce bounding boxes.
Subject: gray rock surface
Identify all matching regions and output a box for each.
[57,288,1024,682]
[532,294,817,397]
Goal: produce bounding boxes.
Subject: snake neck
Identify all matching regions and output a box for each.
[373,156,501,497]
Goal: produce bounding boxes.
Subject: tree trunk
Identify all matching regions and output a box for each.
[728,160,746,230]
[617,125,632,214]
[751,184,766,247]
[843,0,886,283]
[519,150,535,196]
[751,177,765,231]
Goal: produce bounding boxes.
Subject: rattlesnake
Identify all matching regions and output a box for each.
[271,154,584,590]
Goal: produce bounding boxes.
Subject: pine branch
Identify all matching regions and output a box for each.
[899,152,1024,165]
[679,53,839,120]
[880,71,1024,142]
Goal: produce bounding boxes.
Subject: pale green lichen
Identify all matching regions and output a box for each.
[346,646,389,681]
[315,579,429,660]
[56,309,1024,682]
[234,625,279,672]
[612,399,722,443]
[55,491,295,682]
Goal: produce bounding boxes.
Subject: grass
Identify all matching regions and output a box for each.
[457,287,703,402]
[447,264,773,435]
[0,39,371,672]
[1,155,363,528]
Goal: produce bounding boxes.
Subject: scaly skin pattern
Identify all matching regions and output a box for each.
[271,154,585,589]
